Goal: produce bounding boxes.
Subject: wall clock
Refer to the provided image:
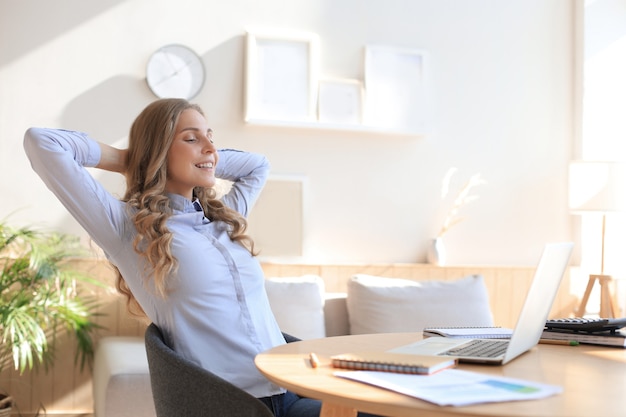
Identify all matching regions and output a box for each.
[146,44,205,100]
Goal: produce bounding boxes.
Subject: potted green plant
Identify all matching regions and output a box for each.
[0,220,102,414]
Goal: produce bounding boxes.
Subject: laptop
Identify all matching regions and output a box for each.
[389,242,574,365]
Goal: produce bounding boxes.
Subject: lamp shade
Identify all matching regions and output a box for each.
[569,161,626,212]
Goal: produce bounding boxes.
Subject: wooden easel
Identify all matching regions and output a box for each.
[575,214,621,318]
[575,274,620,318]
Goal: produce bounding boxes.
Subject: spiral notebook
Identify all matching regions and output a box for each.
[423,327,513,339]
[331,352,457,375]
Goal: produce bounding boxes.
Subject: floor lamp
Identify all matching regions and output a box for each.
[569,161,626,318]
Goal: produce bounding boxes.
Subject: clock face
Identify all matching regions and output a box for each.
[146,44,205,100]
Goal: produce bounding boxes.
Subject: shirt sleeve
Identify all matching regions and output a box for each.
[23,128,128,256]
[216,149,270,217]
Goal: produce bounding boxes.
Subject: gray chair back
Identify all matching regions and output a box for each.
[144,323,274,417]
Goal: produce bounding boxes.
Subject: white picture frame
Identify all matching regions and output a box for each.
[317,78,364,125]
[245,29,319,123]
[363,45,429,132]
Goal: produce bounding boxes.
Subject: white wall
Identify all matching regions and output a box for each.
[0,0,576,266]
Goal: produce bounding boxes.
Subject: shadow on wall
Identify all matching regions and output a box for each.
[59,35,244,143]
[61,75,151,144]
[0,0,127,68]
[196,35,245,127]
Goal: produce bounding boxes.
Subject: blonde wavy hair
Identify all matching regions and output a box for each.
[114,98,256,317]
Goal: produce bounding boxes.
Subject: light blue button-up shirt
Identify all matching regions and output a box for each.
[24,127,285,398]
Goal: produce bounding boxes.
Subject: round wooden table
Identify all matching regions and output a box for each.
[255,332,626,417]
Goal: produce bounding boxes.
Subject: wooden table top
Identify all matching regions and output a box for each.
[255,332,626,417]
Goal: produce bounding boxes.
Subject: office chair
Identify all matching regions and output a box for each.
[144,323,275,417]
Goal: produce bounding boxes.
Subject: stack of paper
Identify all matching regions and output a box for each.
[540,329,626,347]
[334,368,562,406]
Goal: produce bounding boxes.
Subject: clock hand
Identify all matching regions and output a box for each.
[151,56,196,88]
[164,53,197,76]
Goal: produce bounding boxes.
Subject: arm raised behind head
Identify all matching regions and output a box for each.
[96,143,128,174]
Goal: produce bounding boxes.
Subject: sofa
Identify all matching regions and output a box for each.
[266,273,495,339]
[93,272,498,417]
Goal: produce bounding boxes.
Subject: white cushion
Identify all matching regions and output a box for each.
[347,274,494,334]
[265,275,326,340]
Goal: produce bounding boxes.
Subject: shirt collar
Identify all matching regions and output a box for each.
[167,193,200,213]
[167,193,210,224]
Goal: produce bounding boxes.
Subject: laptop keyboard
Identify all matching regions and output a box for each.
[441,339,509,358]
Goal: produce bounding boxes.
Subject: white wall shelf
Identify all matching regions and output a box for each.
[244,118,425,137]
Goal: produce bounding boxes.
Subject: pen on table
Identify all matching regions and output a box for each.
[539,339,579,346]
[309,352,320,368]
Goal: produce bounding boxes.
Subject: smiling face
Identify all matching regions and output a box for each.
[164,108,219,199]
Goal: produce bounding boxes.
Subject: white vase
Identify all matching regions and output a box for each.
[427,237,446,266]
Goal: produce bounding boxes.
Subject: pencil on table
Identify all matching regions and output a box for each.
[309,352,320,368]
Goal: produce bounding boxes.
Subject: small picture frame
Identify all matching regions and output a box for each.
[317,78,364,125]
[363,45,429,131]
[245,29,319,123]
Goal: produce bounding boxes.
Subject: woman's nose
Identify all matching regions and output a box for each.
[203,138,216,153]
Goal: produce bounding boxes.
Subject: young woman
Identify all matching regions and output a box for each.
[23,98,334,417]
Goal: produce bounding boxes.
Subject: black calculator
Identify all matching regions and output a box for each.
[545,317,626,333]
